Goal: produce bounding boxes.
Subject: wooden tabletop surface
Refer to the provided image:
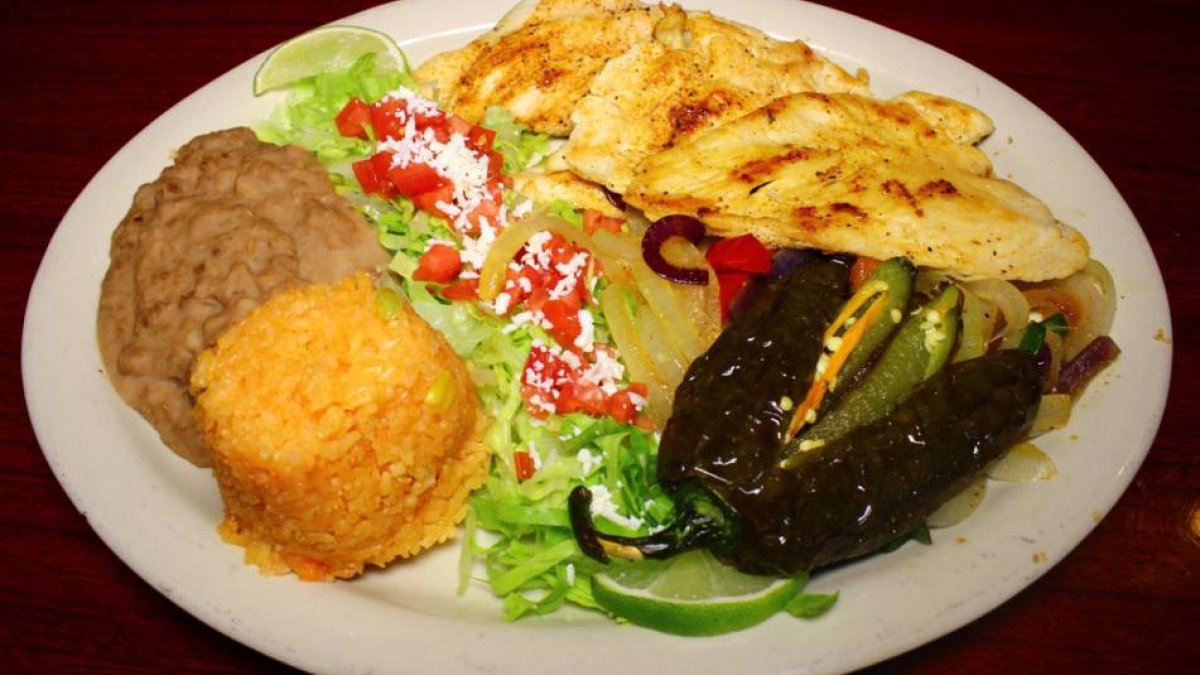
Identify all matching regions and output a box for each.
[3,0,1196,672]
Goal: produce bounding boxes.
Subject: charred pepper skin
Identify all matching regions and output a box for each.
[570,259,1042,577]
[658,259,849,498]
[732,349,1042,574]
[572,260,847,565]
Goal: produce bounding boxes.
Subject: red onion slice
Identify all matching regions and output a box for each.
[602,186,627,211]
[1052,335,1120,396]
[642,215,709,285]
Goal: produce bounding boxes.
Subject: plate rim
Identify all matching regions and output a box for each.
[22,0,1173,673]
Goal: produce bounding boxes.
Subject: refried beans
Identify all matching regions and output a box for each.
[97,127,389,466]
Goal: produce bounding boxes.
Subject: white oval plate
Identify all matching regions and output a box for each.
[22,0,1172,673]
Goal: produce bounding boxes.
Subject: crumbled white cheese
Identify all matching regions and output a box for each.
[576,448,602,476]
[559,347,583,370]
[375,86,510,251]
[522,231,555,269]
[491,291,513,316]
[459,217,498,269]
[548,250,592,302]
[425,238,458,251]
[573,308,595,352]
[588,485,643,530]
[512,198,534,219]
[581,346,625,395]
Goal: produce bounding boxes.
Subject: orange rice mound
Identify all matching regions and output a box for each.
[190,273,490,580]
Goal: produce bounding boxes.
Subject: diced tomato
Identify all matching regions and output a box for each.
[541,296,583,349]
[524,285,550,314]
[336,98,373,139]
[411,108,445,129]
[369,151,397,189]
[388,162,449,197]
[484,149,506,180]
[520,345,572,419]
[513,450,537,481]
[545,234,581,267]
[429,124,452,144]
[440,278,479,301]
[465,185,502,230]
[469,125,497,152]
[502,265,544,307]
[607,395,637,424]
[414,244,462,283]
[706,234,774,275]
[446,115,473,137]
[557,379,608,417]
[716,271,753,324]
[411,183,456,220]
[583,209,625,234]
[606,383,647,425]
[370,98,408,140]
[518,343,642,423]
[351,157,394,198]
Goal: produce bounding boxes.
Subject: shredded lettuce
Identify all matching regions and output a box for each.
[256,52,416,163]
[545,199,584,228]
[480,107,551,175]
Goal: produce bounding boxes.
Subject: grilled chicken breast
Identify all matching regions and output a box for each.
[625,92,1088,281]
[414,0,663,135]
[512,170,624,216]
[563,6,869,193]
[892,91,995,145]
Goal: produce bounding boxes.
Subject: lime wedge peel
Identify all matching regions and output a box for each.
[253,25,408,96]
[591,550,803,637]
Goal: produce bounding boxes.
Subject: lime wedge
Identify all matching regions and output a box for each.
[253,25,408,95]
[591,550,800,636]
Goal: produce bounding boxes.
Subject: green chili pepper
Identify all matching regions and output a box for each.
[570,262,1041,574]
[783,285,962,460]
[838,257,916,382]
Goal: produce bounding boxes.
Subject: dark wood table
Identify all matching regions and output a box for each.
[3,0,1196,672]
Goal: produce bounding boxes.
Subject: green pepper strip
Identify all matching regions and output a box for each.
[781,285,962,466]
[1018,321,1047,356]
[784,258,915,439]
[839,258,916,380]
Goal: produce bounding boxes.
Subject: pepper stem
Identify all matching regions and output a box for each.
[569,483,735,564]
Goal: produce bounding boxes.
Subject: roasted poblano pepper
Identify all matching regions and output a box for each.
[570,260,1043,575]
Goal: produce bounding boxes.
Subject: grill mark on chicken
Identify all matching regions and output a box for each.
[881,178,923,216]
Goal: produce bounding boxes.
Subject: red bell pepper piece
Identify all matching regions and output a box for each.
[706,234,774,275]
